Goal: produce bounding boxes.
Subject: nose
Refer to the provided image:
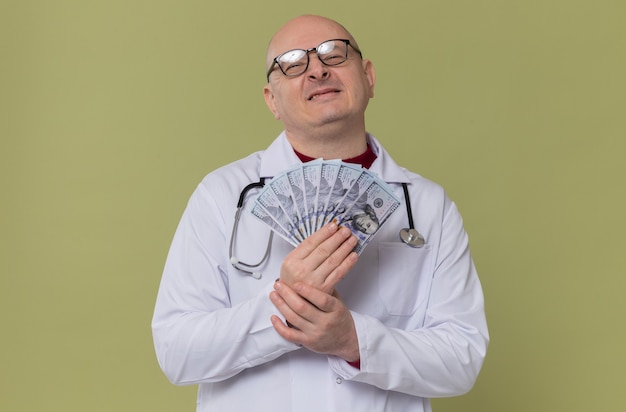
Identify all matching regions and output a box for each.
[307,55,330,80]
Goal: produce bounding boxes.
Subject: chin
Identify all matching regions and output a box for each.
[313,109,352,125]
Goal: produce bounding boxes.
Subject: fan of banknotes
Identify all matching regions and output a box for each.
[250,160,401,254]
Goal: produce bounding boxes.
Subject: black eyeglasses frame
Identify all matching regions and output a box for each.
[266,39,363,82]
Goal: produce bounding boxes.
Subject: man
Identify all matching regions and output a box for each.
[152,15,488,412]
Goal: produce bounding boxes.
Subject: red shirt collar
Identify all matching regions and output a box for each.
[293,144,377,169]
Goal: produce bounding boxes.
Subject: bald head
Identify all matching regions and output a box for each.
[266,15,361,72]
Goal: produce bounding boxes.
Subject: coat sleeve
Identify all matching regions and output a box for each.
[151,180,299,385]
[329,195,489,398]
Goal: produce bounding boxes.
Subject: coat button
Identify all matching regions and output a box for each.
[336,377,343,384]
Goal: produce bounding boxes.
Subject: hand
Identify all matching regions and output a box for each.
[280,222,358,294]
[270,280,360,362]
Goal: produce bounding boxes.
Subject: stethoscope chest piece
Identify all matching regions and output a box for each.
[400,228,425,248]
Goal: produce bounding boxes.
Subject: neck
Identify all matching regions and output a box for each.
[284,122,368,159]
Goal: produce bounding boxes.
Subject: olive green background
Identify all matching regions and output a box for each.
[1,1,624,411]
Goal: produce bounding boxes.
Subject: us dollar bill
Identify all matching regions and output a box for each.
[285,165,310,237]
[268,172,308,240]
[315,160,341,231]
[326,168,375,226]
[301,160,322,237]
[256,183,305,243]
[321,163,363,227]
[249,202,300,246]
[337,179,401,254]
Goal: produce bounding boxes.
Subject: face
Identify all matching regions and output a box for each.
[353,212,379,234]
[263,16,376,135]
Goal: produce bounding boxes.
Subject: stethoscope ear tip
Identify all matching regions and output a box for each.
[252,272,262,279]
[400,228,426,248]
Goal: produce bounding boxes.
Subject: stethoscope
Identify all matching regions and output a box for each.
[229,178,425,278]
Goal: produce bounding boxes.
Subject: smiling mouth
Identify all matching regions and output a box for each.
[308,90,340,101]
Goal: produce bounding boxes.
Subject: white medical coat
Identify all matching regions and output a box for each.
[152,132,489,412]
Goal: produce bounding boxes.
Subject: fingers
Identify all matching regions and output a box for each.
[270,281,326,329]
[281,222,358,291]
[271,281,339,319]
[317,240,358,292]
[270,281,359,359]
[270,314,300,340]
[269,283,310,337]
[287,222,340,259]
[291,223,353,267]
[290,281,335,312]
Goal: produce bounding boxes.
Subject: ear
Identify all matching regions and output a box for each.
[362,59,376,98]
[263,84,281,120]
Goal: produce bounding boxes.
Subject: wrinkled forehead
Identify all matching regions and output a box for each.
[266,16,355,63]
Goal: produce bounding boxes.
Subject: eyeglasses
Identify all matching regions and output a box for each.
[266,39,362,82]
